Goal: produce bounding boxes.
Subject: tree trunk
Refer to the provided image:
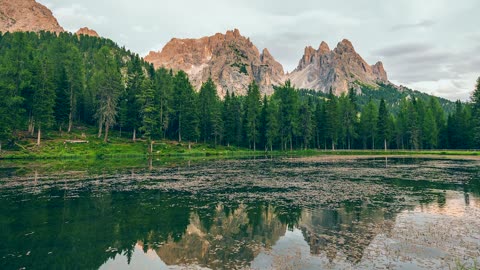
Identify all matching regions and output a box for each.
[68,111,73,133]
[132,128,136,142]
[178,114,182,142]
[332,140,335,151]
[68,86,74,133]
[104,125,109,143]
[384,139,387,151]
[0,141,2,153]
[149,140,153,155]
[98,120,103,138]
[37,126,41,146]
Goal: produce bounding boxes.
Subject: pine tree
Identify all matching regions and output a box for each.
[172,71,198,145]
[125,56,144,141]
[274,80,298,151]
[198,78,222,145]
[138,77,157,153]
[31,55,56,146]
[472,77,480,148]
[265,98,279,152]
[360,99,378,149]
[64,44,85,132]
[314,101,327,150]
[377,98,389,151]
[54,67,71,131]
[422,108,438,149]
[259,95,268,150]
[245,81,262,151]
[93,46,123,143]
[299,99,313,150]
[154,68,174,138]
[325,90,339,150]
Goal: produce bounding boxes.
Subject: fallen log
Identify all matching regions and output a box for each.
[64,140,89,144]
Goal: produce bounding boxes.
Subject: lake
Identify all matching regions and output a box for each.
[0,156,479,269]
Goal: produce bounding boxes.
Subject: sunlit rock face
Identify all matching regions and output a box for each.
[0,0,64,33]
[288,39,388,95]
[144,29,285,97]
[75,27,99,37]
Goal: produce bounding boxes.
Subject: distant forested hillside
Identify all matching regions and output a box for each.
[299,83,456,114]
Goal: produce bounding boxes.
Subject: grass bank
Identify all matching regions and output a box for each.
[1,128,479,160]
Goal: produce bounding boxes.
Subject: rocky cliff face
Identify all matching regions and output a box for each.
[75,27,99,37]
[288,39,388,95]
[0,0,64,33]
[145,29,285,97]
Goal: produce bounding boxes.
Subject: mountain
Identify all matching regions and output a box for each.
[145,31,391,97]
[75,27,99,37]
[0,0,64,33]
[288,39,388,95]
[145,29,285,97]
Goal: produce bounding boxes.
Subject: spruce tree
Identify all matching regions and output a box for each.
[472,77,480,147]
[274,80,298,151]
[245,81,261,151]
[93,46,123,142]
[377,99,389,151]
[138,77,157,152]
[198,78,222,145]
[172,71,198,146]
[360,99,378,149]
[31,56,56,146]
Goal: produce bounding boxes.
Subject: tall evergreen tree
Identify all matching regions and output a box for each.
[325,90,339,150]
[154,68,174,138]
[360,99,378,149]
[245,81,262,151]
[138,77,157,152]
[299,99,314,150]
[64,44,85,132]
[172,71,198,145]
[31,56,56,145]
[198,78,222,145]
[472,77,480,148]
[93,46,123,142]
[273,80,298,151]
[265,98,279,152]
[377,98,389,151]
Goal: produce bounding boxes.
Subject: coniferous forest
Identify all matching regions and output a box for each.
[1,31,480,152]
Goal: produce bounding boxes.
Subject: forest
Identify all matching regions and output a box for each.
[0,31,479,152]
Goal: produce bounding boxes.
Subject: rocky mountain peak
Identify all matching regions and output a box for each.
[145,29,284,97]
[335,39,356,53]
[0,0,64,33]
[318,41,331,54]
[76,27,99,37]
[288,39,388,95]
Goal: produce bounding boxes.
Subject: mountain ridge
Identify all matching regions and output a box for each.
[145,29,285,97]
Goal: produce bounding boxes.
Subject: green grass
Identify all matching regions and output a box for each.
[1,127,479,160]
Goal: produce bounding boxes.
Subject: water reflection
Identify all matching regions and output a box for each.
[0,157,479,269]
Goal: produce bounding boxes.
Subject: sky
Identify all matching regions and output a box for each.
[40,0,480,101]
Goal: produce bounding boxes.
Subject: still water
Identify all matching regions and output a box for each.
[0,156,479,269]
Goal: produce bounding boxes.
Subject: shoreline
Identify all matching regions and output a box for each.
[1,149,479,161]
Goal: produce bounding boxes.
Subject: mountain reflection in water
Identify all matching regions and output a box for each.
[0,157,479,269]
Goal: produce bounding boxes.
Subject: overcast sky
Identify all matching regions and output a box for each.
[41,0,480,101]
